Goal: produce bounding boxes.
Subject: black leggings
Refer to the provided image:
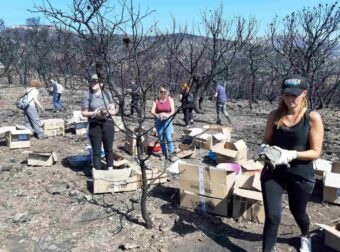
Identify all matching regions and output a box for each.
[182,103,193,126]
[88,119,114,169]
[261,169,315,252]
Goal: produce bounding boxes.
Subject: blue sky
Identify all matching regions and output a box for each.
[0,0,333,34]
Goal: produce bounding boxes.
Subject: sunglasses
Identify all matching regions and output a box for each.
[160,90,166,94]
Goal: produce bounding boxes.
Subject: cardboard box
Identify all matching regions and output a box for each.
[75,121,88,136]
[125,127,148,156]
[27,152,58,166]
[6,129,32,149]
[232,174,264,223]
[194,133,213,149]
[316,222,340,252]
[211,140,247,163]
[323,172,340,205]
[180,191,229,217]
[179,162,236,198]
[112,152,130,168]
[92,168,139,194]
[42,119,65,137]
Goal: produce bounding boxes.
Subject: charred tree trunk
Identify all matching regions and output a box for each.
[136,135,153,229]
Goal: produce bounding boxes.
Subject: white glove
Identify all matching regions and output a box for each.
[273,146,298,166]
[257,144,269,156]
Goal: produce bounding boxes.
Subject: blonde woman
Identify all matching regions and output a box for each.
[259,75,324,252]
[23,79,47,139]
[151,86,175,160]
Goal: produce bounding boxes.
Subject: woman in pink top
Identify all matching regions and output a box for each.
[151,86,175,159]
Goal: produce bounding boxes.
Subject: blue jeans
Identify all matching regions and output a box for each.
[155,118,174,155]
[53,93,65,110]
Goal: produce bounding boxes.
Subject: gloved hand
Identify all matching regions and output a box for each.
[272,146,298,166]
[257,144,269,156]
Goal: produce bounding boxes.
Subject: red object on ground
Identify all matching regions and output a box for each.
[147,141,161,152]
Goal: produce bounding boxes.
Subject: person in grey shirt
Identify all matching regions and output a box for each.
[214,79,231,125]
[81,74,117,172]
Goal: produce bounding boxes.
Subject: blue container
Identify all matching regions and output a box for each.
[68,155,90,168]
[208,150,217,161]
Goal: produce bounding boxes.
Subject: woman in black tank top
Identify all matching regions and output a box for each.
[259,75,324,252]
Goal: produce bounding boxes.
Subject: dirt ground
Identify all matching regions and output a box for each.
[0,84,339,252]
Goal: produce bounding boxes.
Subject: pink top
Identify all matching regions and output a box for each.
[155,97,171,113]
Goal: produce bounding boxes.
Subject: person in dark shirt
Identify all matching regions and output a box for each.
[214,79,231,125]
[179,82,194,127]
[258,74,324,252]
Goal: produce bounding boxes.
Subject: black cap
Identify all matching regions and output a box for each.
[282,74,308,96]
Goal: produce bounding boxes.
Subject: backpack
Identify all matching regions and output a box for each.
[16,89,33,110]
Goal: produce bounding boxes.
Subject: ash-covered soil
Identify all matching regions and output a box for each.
[0,84,339,252]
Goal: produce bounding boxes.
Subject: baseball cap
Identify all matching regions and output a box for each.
[282,74,308,96]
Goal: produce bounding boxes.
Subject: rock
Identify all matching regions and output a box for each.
[120,243,140,250]
[47,244,58,250]
[159,223,171,232]
[83,194,92,202]
[0,164,13,172]
[12,212,31,223]
[69,190,80,198]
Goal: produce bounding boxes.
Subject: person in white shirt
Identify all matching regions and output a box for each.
[23,79,47,139]
[50,79,66,113]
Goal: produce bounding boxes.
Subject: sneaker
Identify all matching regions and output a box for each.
[38,135,48,140]
[107,167,113,171]
[300,237,311,252]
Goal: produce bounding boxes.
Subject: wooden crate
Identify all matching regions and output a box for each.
[42,119,65,137]
[6,129,31,149]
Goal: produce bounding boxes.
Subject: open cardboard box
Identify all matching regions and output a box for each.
[27,152,58,166]
[316,222,340,252]
[232,174,264,223]
[211,139,247,163]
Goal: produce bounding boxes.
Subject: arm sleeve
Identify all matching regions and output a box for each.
[81,91,90,110]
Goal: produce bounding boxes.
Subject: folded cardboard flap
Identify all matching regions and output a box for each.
[324,173,340,188]
[316,223,340,252]
[240,159,264,171]
[233,188,263,201]
[211,140,247,163]
[313,159,333,172]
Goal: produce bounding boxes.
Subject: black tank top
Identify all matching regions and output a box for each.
[270,111,314,182]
